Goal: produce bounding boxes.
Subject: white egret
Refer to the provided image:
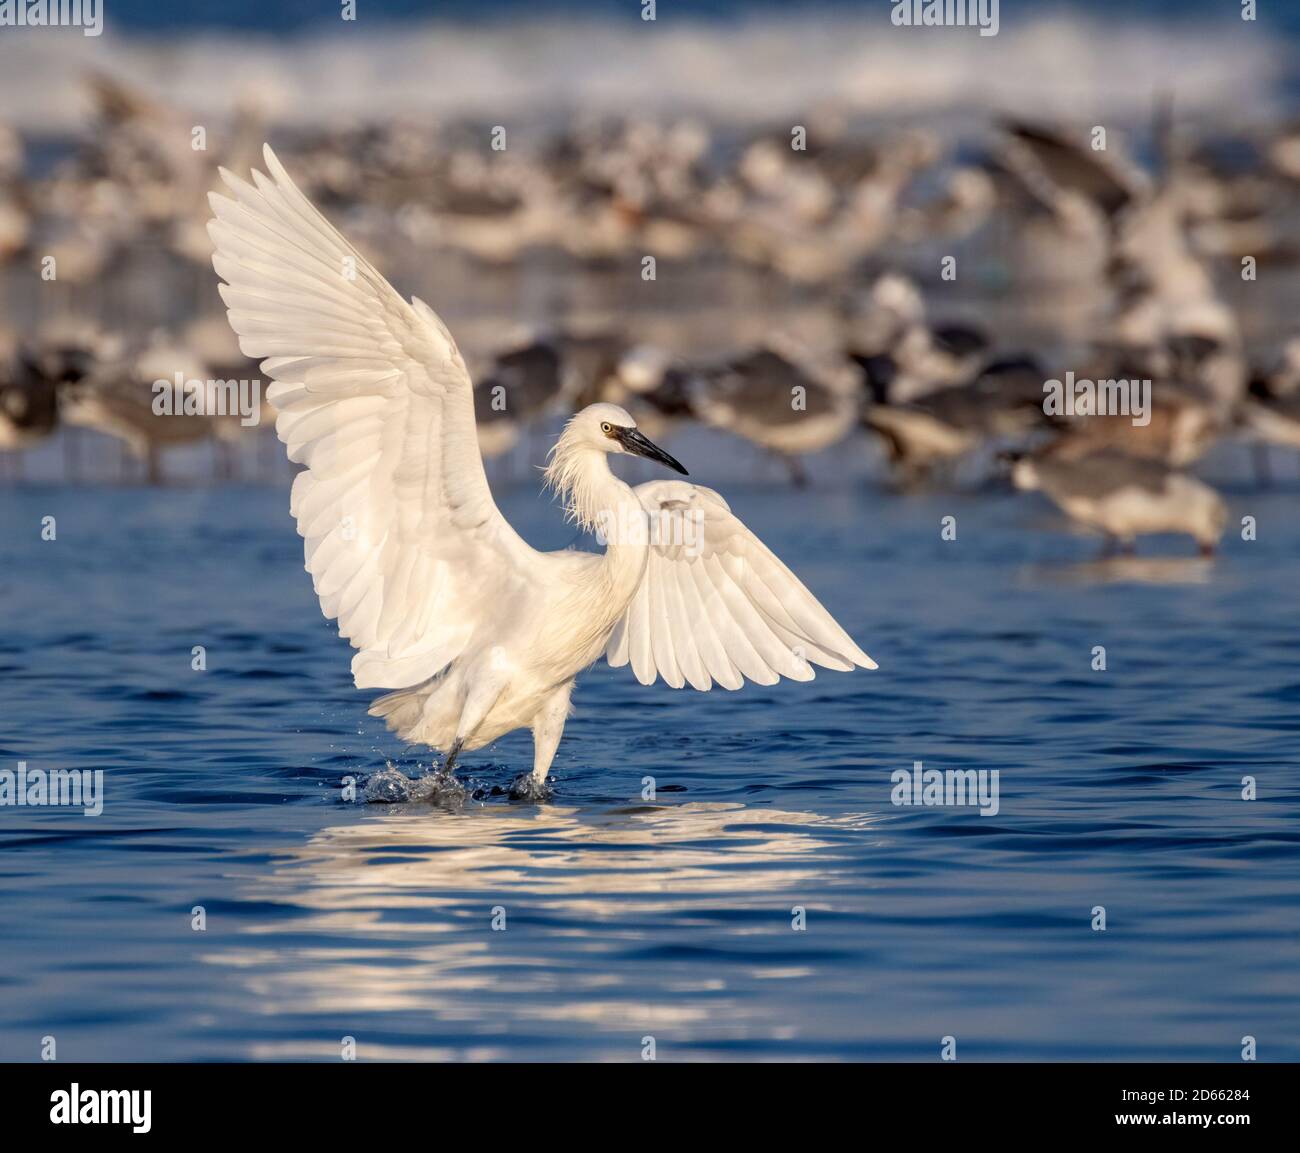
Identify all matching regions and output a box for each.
[208,146,876,800]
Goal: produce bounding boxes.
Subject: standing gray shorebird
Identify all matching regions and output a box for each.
[1008,448,1227,557]
[208,146,876,800]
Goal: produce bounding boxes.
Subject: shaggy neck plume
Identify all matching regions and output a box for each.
[544,419,642,539]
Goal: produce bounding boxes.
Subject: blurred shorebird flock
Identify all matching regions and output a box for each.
[3,69,1300,555]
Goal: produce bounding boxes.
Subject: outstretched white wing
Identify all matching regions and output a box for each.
[607,480,876,690]
[208,145,538,690]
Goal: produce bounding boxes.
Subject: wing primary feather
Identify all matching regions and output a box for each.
[208,145,538,691]
[608,481,876,690]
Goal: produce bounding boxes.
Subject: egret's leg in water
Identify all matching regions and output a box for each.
[444,671,507,774]
[443,738,464,774]
[511,683,572,800]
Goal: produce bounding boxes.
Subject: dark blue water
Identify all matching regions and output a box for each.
[95,0,1300,39]
[1,466,1297,1061]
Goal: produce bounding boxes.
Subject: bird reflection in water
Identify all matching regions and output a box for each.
[1022,555,1216,586]
[203,800,880,1060]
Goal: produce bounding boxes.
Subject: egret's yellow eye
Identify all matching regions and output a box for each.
[601,422,612,434]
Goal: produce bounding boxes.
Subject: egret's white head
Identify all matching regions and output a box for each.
[555,403,687,468]
[560,402,635,450]
[545,403,687,530]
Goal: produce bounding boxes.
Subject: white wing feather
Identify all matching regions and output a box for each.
[208,144,538,690]
[607,480,876,690]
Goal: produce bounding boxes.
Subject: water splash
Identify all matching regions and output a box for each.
[361,763,468,806]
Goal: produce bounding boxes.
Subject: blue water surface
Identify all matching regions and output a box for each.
[1,460,1296,1061]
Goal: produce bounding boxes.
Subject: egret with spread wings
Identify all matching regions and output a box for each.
[208,146,876,800]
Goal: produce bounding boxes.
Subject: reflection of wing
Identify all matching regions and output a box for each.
[607,480,876,691]
[208,145,539,690]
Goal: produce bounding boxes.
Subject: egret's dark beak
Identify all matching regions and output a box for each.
[615,426,688,475]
